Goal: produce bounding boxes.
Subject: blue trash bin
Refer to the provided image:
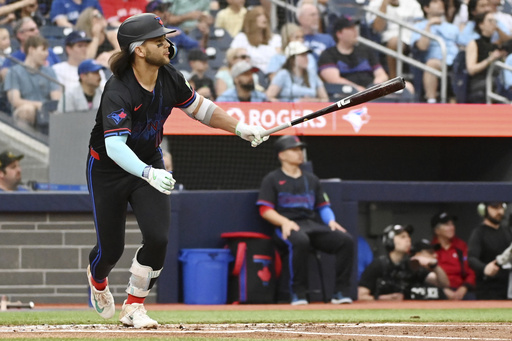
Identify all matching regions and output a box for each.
[179,248,233,304]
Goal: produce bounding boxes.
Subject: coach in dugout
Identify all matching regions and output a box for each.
[257,135,354,305]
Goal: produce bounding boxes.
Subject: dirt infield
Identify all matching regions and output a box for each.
[1,301,511,340]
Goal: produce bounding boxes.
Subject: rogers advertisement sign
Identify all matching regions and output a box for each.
[163,102,512,137]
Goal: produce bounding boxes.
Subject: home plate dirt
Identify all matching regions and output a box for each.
[1,322,512,340]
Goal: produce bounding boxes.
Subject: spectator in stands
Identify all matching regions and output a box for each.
[214,0,247,38]
[265,41,328,102]
[230,5,282,72]
[296,2,335,61]
[187,48,216,100]
[216,60,267,102]
[409,239,447,299]
[468,202,512,299]
[489,0,512,33]
[257,135,355,305]
[75,7,120,68]
[215,47,253,96]
[431,212,476,300]
[266,23,317,82]
[366,0,424,79]
[0,27,11,65]
[318,16,388,93]
[358,224,449,301]
[146,1,201,53]
[99,0,146,27]
[58,59,104,113]
[4,35,62,127]
[166,0,214,34]
[50,0,103,27]
[1,17,61,79]
[445,0,466,26]
[457,0,511,47]
[12,0,46,27]
[466,11,507,103]
[411,0,459,103]
[0,0,37,26]
[52,31,93,91]
[0,150,27,192]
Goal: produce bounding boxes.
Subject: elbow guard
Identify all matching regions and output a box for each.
[182,95,216,126]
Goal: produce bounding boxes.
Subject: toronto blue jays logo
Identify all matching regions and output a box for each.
[343,107,370,133]
[107,109,127,125]
[155,16,164,27]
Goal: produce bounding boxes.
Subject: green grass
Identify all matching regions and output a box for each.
[1,308,511,325]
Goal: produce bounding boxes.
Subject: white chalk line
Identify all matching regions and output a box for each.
[1,323,511,341]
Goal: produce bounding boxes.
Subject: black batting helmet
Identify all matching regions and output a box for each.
[117,13,177,56]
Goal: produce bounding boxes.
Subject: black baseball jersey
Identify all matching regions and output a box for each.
[89,64,195,167]
[359,254,431,299]
[256,169,330,221]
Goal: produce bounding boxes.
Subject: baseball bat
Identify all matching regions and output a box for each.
[261,76,406,136]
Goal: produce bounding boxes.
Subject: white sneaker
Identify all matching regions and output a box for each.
[87,265,115,319]
[119,300,158,329]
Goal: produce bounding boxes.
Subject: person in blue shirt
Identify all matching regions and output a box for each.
[0,151,28,192]
[265,41,328,103]
[50,0,103,27]
[411,0,460,103]
[216,61,268,102]
[296,2,335,61]
[456,0,512,47]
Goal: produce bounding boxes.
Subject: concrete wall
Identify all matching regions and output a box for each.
[0,211,157,304]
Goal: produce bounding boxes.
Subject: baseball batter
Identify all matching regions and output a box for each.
[256,135,354,305]
[86,13,267,328]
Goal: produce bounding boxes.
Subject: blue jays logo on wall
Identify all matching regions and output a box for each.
[343,107,370,133]
[108,109,127,125]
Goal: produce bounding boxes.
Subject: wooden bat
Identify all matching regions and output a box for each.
[261,76,406,136]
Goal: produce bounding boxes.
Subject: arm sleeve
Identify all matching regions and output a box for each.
[105,135,147,178]
[318,205,335,225]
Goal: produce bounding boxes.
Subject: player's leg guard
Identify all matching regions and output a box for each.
[125,249,162,298]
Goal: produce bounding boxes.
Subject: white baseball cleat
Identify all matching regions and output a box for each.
[87,265,115,319]
[119,300,158,329]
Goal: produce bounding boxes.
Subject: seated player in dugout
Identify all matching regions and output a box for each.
[358,224,450,301]
[256,135,355,305]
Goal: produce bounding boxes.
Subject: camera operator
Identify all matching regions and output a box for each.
[358,225,449,301]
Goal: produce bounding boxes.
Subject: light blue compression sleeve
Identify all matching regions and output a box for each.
[318,205,336,225]
[105,135,147,178]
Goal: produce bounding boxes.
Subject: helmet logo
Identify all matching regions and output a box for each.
[155,16,164,27]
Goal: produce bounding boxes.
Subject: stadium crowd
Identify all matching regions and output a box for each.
[1,0,512,132]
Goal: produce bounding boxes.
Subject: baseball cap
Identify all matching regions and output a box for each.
[145,0,170,12]
[430,212,457,228]
[65,30,92,46]
[0,151,24,170]
[333,15,360,32]
[231,61,259,78]
[78,59,105,75]
[284,41,311,58]
[411,239,437,254]
[274,135,306,153]
[187,48,208,62]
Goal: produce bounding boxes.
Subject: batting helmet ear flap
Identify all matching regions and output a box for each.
[166,38,178,60]
[477,203,487,217]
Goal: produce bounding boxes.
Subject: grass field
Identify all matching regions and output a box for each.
[1,303,512,340]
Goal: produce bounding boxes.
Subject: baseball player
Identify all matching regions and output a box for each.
[86,13,267,328]
[256,135,354,305]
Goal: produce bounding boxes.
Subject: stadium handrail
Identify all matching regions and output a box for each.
[486,60,512,104]
[0,52,66,110]
[361,6,448,103]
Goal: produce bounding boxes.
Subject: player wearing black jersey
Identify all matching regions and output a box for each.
[256,135,354,305]
[86,13,267,328]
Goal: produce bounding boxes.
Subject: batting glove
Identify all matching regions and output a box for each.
[142,166,175,195]
[235,122,269,147]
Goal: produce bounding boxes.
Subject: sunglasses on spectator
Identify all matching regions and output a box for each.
[235,54,250,60]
